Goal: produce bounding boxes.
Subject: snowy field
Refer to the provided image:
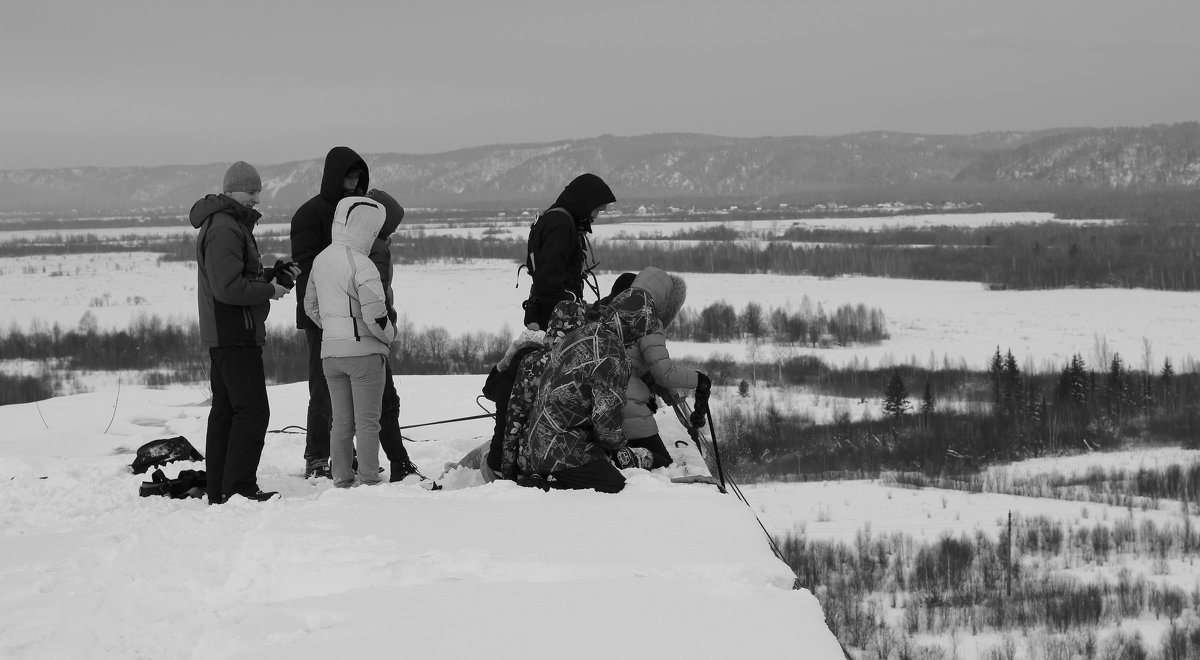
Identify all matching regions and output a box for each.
[2,253,1196,373]
[0,376,844,659]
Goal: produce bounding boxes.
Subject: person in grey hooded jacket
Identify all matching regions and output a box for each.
[304,196,396,488]
[620,267,705,470]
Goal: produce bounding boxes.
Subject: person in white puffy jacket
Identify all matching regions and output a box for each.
[620,267,703,470]
[304,196,397,487]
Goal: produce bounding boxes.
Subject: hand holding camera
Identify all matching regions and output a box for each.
[271,259,300,290]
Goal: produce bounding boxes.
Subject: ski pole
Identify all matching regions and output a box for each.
[398,412,493,431]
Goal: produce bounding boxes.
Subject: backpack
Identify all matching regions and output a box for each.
[139,468,207,499]
[130,436,204,475]
[519,208,600,299]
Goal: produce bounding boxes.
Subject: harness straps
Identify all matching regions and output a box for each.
[580,232,601,300]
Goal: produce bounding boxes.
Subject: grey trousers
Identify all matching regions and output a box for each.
[323,354,386,488]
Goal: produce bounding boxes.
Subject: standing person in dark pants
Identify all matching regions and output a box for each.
[521,173,615,330]
[364,188,425,482]
[291,146,369,478]
[191,161,297,504]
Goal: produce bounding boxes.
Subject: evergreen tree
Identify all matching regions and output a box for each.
[1107,354,1127,422]
[1160,357,1175,411]
[920,380,936,417]
[989,347,1004,411]
[1002,349,1022,417]
[883,370,911,420]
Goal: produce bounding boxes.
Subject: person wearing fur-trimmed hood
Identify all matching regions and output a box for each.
[619,267,706,470]
[304,196,396,488]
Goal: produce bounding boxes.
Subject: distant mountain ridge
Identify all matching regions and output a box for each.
[1,123,1196,211]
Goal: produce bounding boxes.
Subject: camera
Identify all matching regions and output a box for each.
[272,259,297,290]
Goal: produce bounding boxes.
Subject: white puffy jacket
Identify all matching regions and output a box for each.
[304,196,396,358]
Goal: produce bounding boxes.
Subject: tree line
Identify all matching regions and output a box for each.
[667,300,888,346]
[711,347,1200,482]
[4,213,1200,291]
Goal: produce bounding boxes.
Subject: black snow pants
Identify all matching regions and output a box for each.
[206,346,270,502]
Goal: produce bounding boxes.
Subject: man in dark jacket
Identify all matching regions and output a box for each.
[191,161,296,504]
[522,173,615,330]
[518,288,661,493]
[291,146,369,478]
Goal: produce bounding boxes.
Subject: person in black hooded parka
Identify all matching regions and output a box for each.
[522,173,615,330]
[291,146,369,478]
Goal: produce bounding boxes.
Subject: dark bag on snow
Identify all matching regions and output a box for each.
[130,436,204,474]
[139,468,207,499]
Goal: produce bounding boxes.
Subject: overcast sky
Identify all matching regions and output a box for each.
[2,0,1197,170]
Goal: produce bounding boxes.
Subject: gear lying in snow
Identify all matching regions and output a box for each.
[138,468,206,499]
[129,436,204,474]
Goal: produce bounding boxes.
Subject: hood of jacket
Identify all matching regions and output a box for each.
[188,193,260,229]
[544,300,589,346]
[319,146,369,204]
[632,267,687,328]
[606,287,662,347]
[549,173,615,232]
[366,188,404,238]
[331,196,386,255]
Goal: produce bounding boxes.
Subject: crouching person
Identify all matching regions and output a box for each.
[518,288,662,493]
[192,161,293,504]
[304,196,396,488]
[620,267,701,470]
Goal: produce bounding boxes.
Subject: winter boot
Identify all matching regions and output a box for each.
[233,489,279,502]
[390,460,442,490]
[305,459,331,479]
[390,460,419,483]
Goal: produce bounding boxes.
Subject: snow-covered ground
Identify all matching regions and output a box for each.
[0,376,844,659]
[4,253,1195,374]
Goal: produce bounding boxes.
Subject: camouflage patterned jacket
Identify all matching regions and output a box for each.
[518,288,661,475]
[500,301,588,479]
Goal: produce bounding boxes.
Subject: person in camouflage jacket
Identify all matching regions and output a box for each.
[517,288,661,493]
[500,300,589,480]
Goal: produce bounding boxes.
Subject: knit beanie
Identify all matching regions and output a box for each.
[222,161,262,193]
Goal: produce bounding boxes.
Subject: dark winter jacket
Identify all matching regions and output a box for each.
[522,173,615,328]
[622,267,697,439]
[366,189,404,323]
[291,146,369,329]
[190,194,275,348]
[519,288,660,476]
